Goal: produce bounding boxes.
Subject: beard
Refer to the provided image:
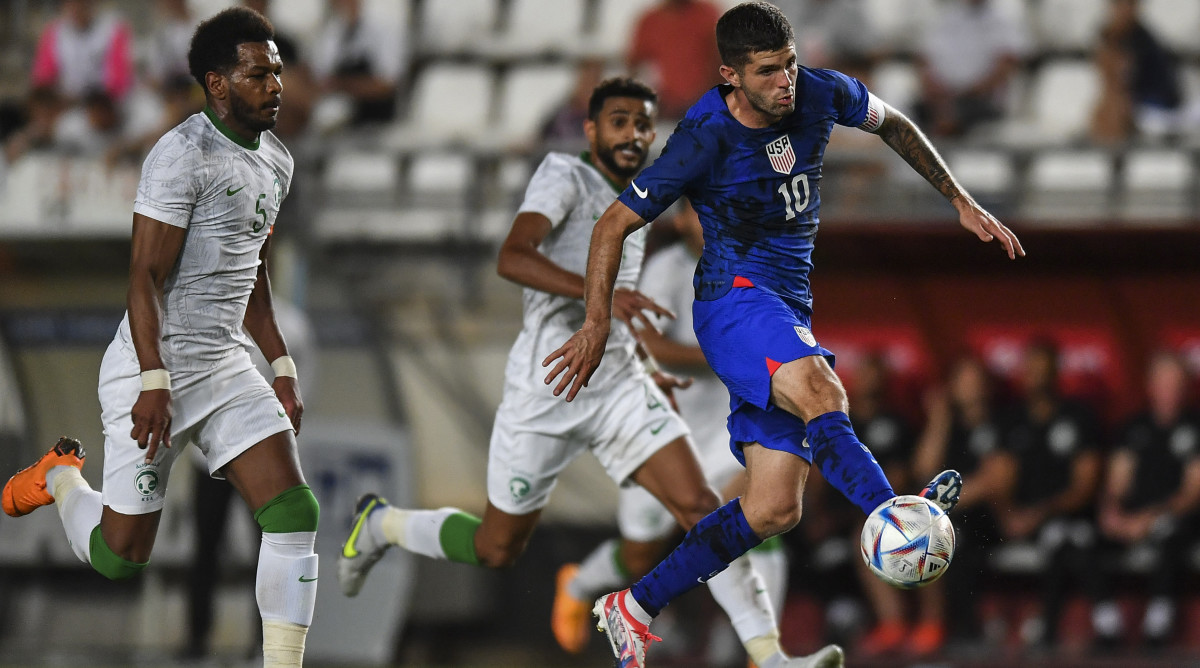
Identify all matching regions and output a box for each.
[594,140,646,181]
[744,86,794,120]
[230,91,278,133]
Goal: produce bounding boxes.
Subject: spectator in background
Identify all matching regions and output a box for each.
[1090,0,1184,143]
[107,76,202,165]
[993,340,1104,649]
[772,0,877,81]
[310,0,406,125]
[3,88,63,166]
[31,0,134,104]
[915,0,1028,137]
[146,0,196,90]
[1091,352,1200,649]
[54,89,124,157]
[540,58,607,149]
[899,357,1008,655]
[627,0,723,120]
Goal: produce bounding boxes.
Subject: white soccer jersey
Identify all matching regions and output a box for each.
[505,152,647,393]
[639,242,732,470]
[118,109,293,372]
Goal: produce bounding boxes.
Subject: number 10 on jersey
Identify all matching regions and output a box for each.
[777,174,810,220]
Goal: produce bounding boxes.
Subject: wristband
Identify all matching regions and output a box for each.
[140,369,171,392]
[271,355,298,379]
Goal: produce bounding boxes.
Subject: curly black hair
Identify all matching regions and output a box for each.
[187,8,275,93]
[587,77,658,120]
[716,2,794,71]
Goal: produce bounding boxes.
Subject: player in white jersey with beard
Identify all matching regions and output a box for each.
[338,78,836,668]
[552,198,790,665]
[2,9,318,668]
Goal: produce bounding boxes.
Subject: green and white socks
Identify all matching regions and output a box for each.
[369,506,483,565]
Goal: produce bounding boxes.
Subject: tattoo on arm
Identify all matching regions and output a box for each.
[875,109,963,203]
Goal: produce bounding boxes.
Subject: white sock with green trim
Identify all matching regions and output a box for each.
[48,466,101,564]
[568,538,627,600]
[748,537,789,622]
[257,532,317,668]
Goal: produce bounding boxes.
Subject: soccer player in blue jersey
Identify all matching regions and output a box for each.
[543,3,1025,666]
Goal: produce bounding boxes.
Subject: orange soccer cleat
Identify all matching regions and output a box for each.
[551,563,592,654]
[2,437,86,517]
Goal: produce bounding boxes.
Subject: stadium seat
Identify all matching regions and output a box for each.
[1033,0,1107,52]
[384,63,496,149]
[1120,149,1195,220]
[416,0,499,56]
[862,0,937,54]
[586,0,660,58]
[1025,59,1101,144]
[408,152,475,206]
[1142,0,1200,55]
[492,64,577,148]
[869,61,920,116]
[265,0,325,42]
[946,150,1016,198]
[1024,150,1114,220]
[324,150,399,207]
[484,0,587,58]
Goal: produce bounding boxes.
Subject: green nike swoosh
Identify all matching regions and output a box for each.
[277,409,287,418]
[649,420,667,435]
[298,576,317,582]
[226,185,246,196]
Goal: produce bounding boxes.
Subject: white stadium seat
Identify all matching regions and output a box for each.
[385,64,496,149]
[1028,59,1101,143]
[1121,149,1195,220]
[587,0,660,58]
[946,150,1016,196]
[417,0,499,55]
[493,64,577,147]
[1024,150,1114,220]
[486,0,587,57]
[1142,0,1200,55]
[862,0,937,53]
[408,152,475,204]
[1034,0,1107,52]
[869,61,920,116]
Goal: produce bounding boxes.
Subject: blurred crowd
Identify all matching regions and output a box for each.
[2,0,1197,184]
[767,338,1200,658]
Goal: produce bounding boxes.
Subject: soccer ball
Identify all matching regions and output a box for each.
[860,495,956,589]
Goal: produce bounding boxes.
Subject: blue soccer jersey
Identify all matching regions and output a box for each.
[618,67,875,311]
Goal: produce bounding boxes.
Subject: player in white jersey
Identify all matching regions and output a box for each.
[338,78,832,668]
[2,10,319,667]
[552,198,791,664]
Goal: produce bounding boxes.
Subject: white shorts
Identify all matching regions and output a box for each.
[617,411,744,542]
[486,371,689,515]
[98,340,293,515]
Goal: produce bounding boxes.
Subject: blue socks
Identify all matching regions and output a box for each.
[807,411,895,515]
[630,498,761,617]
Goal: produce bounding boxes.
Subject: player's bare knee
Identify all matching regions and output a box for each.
[744,495,802,538]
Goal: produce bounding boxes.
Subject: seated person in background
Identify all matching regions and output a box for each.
[54,89,124,157]
[1092,351,1200,649]
[31,0,134,104]
[899,357,1008,655]
[310,0,406,124]
[540,58,607,149]
[1090,0,1184,143]
[915,0,1028,137]
[626,0,724,120]
[772,0,878,82]
[3,87,63,166]
[993,340,1104,649]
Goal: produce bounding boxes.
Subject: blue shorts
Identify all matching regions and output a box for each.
[693,278,835,466]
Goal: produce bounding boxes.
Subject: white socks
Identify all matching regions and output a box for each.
[48,466,101,564]
[568,539,626,601]
[706,556,781,664]
[748,545,789,623]
[375,506,458,560]
[257,531,318,668]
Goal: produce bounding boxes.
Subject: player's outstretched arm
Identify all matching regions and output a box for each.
[128,213,187,462]
[244,235,303,433]
[871,103,1025,260]
[542,200,653,401]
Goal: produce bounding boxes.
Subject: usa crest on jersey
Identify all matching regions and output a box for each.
[765,134,795,174]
